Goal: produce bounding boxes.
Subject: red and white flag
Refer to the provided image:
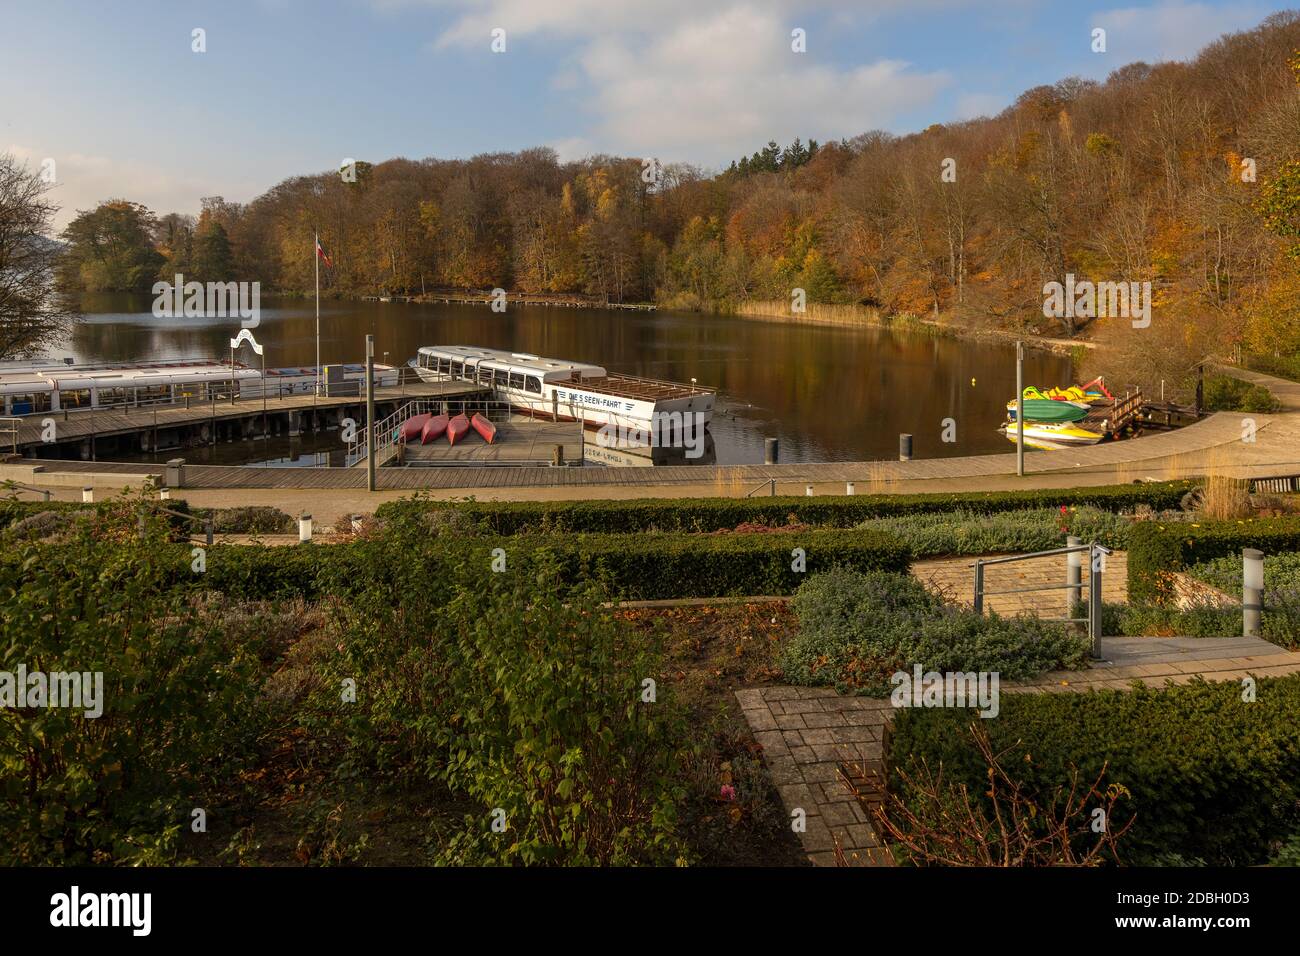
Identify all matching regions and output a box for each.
[315,236,333,269]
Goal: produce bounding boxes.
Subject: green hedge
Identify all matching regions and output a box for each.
[376,481,1195,535]
[72,527,910,603]
[1128,516,1300,603]
[482,529,910,600]
[885,675,1300,865]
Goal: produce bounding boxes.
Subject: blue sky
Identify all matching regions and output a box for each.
[0,0,1289,225]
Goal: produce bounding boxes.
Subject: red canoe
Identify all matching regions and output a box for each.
[401,412,431,442]
[421,414,449,445]
[446,413,470,446]
[470,413,497,444]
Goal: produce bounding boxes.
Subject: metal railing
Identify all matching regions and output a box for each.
[138,504,215,546]
[972,536,1111,659]
[2,480,52,502]
[745,478,777,497]
[0,418,20,455]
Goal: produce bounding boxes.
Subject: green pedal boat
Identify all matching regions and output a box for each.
[1005,398,1090,423]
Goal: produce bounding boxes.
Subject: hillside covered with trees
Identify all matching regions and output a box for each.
[57,13,1300,364]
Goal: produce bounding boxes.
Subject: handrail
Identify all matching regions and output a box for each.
[973,538,1107,659]
[971,543,1111,567]
[744,478,776,497]
[1,479,52,502]
[138,503,214,545]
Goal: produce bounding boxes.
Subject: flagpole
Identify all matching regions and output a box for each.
[314,230,321,399]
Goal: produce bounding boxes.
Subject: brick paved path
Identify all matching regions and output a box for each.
[737,638,1300,867]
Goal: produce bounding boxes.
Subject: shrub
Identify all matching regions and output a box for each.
[202,505,294,534]
[1128,516,1300,603]
[432,560,689,865]
[855,506,1130,557]
[1203,374,1281,412]
[0,532,261,865]
[884,676,1300,865]
[781,568,1089,691]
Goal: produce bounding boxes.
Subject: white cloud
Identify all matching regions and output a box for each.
[1095,0,1267,62]
[418,1,955,166]
[5,145,249,230]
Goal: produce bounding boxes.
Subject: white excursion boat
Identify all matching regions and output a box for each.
[412,346,715,436]
[0,358,397,415]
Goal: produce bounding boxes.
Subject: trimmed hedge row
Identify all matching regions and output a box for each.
[885,675,1300,865]
[103,527,911,603]
[376,481,1196,535]
[1128,515,1300,603]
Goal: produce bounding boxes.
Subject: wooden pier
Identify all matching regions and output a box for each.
[7,381,487,461]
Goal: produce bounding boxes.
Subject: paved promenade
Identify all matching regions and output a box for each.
[739,637,1300,866]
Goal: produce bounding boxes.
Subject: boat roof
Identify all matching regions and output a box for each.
[0,359,395,392]
[418,345,606,380]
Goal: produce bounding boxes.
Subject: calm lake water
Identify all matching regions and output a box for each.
[65,293,1072,465]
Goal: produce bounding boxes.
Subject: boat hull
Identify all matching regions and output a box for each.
[1000,422,1104,450]
[446,413,470,446]
[421,414,449,444]
[1007,398,1090,423]
[470,413,497,444]
[401,413,431,442]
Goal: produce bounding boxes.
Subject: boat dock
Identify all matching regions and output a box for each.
[2,380,487,461]
[3,366,1295,505]
[392,419,586,467]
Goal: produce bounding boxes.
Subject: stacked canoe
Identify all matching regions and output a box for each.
[399,411,496,447]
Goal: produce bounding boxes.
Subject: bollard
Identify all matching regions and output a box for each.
[805,484,814,497]
[299,513,313,544]
[82,486,93,503]
[160,488,171,501]
[846,482,855,496]
[1088,545,1104,659]
[1243,548,1264,638]
[764,437,778,465]
[351,514,363,533]
[899,434,913,462]
[1066,535,1082,614]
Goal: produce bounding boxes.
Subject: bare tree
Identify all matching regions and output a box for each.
[0,154,77,358]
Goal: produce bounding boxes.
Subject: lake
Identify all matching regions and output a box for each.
[64,293,1073,465]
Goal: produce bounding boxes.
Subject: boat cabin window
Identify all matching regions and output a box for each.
[136,384,172,404]
[96,387,128,407]
[509,371,525,390]
[7,392,51,415]
[451,361,464,379]
[525,375,541,394]
[60,388,92,409]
